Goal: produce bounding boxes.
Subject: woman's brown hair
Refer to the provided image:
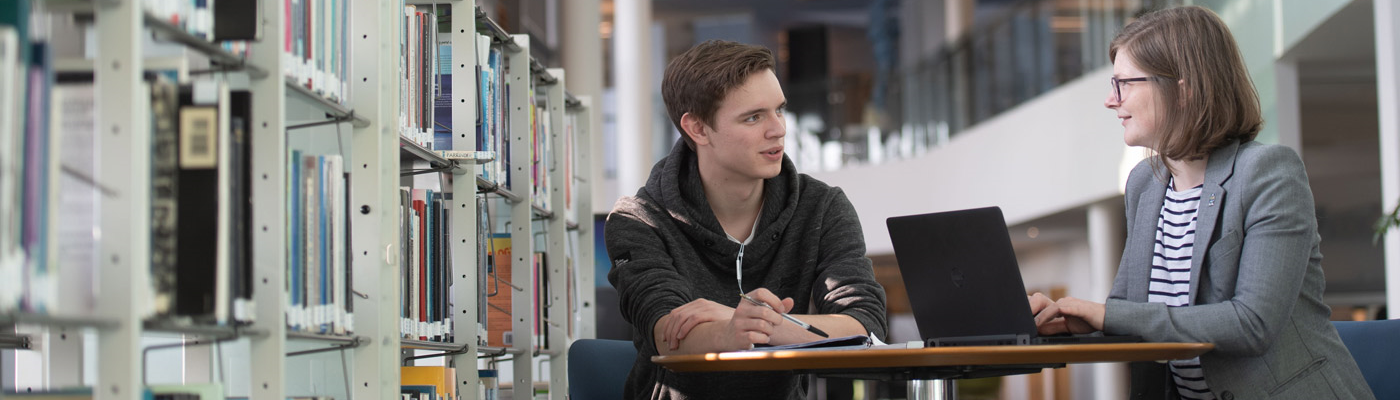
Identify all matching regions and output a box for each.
[661,40,776,150]
[1110,6,1263,174]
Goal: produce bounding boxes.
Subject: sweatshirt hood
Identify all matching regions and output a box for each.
[639,139,801,260]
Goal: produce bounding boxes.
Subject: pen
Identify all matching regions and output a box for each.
[740,293,829,338]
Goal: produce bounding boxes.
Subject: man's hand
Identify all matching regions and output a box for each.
[660,299,734,351]
[721,288,793,350]
[652,289,802,354]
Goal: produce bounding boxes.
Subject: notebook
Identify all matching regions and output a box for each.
[887,206,1141,347]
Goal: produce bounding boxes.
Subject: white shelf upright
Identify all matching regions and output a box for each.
[505,33,535,397]
[542,68,569,400]
[348,0,404,399]
[94,1,148,399]
[444,0,486,398]
[571,95,596,341]
[249,0,290,397]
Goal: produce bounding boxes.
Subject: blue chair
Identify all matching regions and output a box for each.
[568,338,637,400]
[1333,319,1400,399]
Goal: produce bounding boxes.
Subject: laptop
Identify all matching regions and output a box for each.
[887,206,1141,347]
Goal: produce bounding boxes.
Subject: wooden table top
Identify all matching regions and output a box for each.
[653,342,1214,373]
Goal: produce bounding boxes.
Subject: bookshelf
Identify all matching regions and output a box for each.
[400,1,596,398]
[1,0,594,399]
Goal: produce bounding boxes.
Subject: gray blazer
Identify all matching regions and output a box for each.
[1105,140,1374,400]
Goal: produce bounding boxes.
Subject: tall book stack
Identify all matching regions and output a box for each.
[149,78,258,325]
[398,188,452,342]
[284,0,350,103]
[0,19,52,313]
[0,25,22,312]
[399,5,439,149]
[530,85,551,212]
[286,151,353,334]
[475,34,507,187]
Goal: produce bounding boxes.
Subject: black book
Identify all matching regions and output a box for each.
[229,90,253,323]
[440,192,451,342]
[150,77,179,316]
[343,172,353,331]
[172,82,232,323]
[432,193,446,341]
[212,0,260,41]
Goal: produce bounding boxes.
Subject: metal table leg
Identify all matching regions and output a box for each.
[909,378,957,400]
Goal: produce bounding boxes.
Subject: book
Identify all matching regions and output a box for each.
[0,26,20,312]
[49,78,99,316]
[147,382,224,400]
[171,80,236,324]
[285,153,349,334]
[288,149,303,330]
[398,6,439,149]
[19,42,52,313]
[150,76,178,316]
[399,385,438,400]
[432,38,451,151]
[400,366,456,400]
[284,0,347,103]
[485,233,512,347]
[229,90,255,323]
[213,0,260,41]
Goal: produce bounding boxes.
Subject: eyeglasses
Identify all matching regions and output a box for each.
[1111,76,1155,103]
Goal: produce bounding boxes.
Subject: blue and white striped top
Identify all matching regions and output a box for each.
[1149,181,1214,400]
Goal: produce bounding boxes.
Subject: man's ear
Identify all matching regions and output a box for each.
[680,112,710,146]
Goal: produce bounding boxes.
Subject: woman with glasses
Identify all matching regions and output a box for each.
[1028,6,1374,400]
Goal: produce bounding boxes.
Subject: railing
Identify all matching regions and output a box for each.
[789,0,1178,171]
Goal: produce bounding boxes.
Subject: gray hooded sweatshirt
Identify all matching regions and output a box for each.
[606,140,888,399]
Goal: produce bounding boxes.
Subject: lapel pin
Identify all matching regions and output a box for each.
[1208,193,1215,207]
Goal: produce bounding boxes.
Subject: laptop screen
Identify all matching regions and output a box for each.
[886,206,1040,342]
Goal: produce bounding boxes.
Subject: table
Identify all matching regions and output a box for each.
[653,342,1213,400]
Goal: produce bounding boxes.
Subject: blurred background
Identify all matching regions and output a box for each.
[489,0,1397,397]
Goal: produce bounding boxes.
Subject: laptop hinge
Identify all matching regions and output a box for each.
[927,333,1031,347]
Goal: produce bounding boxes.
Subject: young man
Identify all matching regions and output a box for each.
[605,40,888,399]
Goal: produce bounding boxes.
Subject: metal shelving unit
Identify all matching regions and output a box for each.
[476,176,523,203]
[140,321,259,338]
[284,78,371,129]
[0,314,121,330]
[8,1,594,399]
[140,13,267,78]
[0,333,32,350]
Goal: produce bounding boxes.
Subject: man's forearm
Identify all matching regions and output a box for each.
[652,316,738,355]
[652,313,867,355]
[766,314,864,345]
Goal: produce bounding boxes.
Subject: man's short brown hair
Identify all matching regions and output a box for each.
[662,40,777,150]
[1110,6,1263,173]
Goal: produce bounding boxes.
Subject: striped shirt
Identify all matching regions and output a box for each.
[1148,181,1214,400]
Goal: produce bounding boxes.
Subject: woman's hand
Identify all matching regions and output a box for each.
[1029,293,1103,335]
[1050,296,1106,333]
[1028,292,1058,326]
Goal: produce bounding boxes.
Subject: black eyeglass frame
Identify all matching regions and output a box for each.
[1111,76,1158,103]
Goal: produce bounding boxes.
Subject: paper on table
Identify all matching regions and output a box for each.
[747,334,872,352]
